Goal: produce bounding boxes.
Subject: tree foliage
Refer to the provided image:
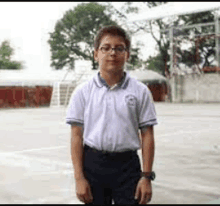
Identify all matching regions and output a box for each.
[128,48,142,69]
[145,54,166,74]
[48,2,118,70]
[144,2,174,76]
[0,40,23,70]
[117,2,217,76]
[145,2,217,75]
[100,2,147,69]
[176,11,216,70]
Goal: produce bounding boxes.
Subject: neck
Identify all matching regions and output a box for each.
[100,69,124,87]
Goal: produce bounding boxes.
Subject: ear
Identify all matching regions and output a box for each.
[126,51,130,62]
[94,49,99,62]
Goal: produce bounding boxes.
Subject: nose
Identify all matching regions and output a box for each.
[109,48,117,55]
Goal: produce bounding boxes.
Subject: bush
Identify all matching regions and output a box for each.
[0,60,22,70]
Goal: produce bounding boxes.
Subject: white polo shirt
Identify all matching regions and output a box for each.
[66,71,158,152]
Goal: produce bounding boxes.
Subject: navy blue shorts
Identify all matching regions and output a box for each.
[83,144,141,205]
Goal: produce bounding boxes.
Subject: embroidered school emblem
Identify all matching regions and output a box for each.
[125,94,137,106]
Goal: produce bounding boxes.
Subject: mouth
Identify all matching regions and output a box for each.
[107,60,119,63]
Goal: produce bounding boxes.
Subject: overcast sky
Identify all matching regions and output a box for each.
[0,2,85,73]
[2,2,215,75]
[0,2,159,74]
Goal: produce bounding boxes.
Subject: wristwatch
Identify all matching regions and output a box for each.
[141,171,156,181]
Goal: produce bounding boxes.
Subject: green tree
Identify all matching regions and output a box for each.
[128,48,142,69]
[144,54,165,74]
[0,40,13,61]
[119,2,217,75]
[176,11,216,69]
[144,2,174,76]
[48,2,118,70]
[0,40,23,70]
[146,3,217,75]
[102,2,171,75]
[101,2,146,70]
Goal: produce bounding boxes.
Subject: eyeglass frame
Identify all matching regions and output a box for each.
[99,45,128,55]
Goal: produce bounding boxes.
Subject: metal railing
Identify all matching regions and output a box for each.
[0,80,54,87]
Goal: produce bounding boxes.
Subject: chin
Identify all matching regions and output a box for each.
[106,65,124,73]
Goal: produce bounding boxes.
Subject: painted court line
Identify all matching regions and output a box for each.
[24,170,74,176]
[0,152,72,168]
[0,145,67,155]
[0,128,218,176]
[1,127,217,157]
[156,128,219,138]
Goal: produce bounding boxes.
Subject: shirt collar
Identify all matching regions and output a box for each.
[93,70,130,90]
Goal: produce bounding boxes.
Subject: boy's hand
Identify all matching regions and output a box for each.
[75,178,93,204]
[135,177,152,204]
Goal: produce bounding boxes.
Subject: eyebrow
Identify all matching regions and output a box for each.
[100,43,126,47]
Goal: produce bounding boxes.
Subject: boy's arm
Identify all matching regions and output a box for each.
[135,126,155,204]
[140,125,155,173]
[71,125,93,204]
[71,125,84,179]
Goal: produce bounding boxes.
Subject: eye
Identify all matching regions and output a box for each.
[101,46,110,52]
[116,47,125,52]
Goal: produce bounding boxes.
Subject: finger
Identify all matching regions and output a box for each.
[146,193,152,203]
[139,192,146,204]
[78,192,89,203]
[146,196,151,203]
[88,188,93,202]
[84,194,93,204]
[77,194,85,203]
[147,192,152,201]
[134,186,140,200]
[84,187,93,203]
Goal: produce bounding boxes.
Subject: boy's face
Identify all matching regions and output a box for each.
[94,34,129,73]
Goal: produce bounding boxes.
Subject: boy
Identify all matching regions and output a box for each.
[66,25,157,204]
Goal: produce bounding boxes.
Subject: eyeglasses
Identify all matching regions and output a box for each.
[99,46,127,55]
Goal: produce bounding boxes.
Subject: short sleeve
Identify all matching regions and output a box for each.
[66,85,85,125]
[138,87,158,128]
[69,122,84,128]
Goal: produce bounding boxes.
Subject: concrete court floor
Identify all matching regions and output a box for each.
[0,102,220,204]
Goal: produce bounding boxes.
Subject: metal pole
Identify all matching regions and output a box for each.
[169,27,174,75]
[62,69,70,82]
[218,15,220,73]
[160,22,215,33]
[57,82,60,106]
[169,26,176,102]
[64,83,70,108]
[215,10,220,70]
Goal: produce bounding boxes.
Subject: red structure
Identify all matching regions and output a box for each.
[148,82,169,102]
[0,86,53,109]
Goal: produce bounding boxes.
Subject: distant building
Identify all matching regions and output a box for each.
[0,61,170,109]
[74,68,170,102]
[128,70,170,102]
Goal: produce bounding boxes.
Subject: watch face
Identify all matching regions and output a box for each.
[141,171,156,180]
[151,172,156,180]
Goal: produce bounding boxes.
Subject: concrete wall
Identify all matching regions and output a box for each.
[170,73,220,103]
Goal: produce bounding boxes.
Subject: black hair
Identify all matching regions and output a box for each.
[94,25,131,51]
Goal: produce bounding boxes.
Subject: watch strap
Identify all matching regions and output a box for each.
[141,171,155,180]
